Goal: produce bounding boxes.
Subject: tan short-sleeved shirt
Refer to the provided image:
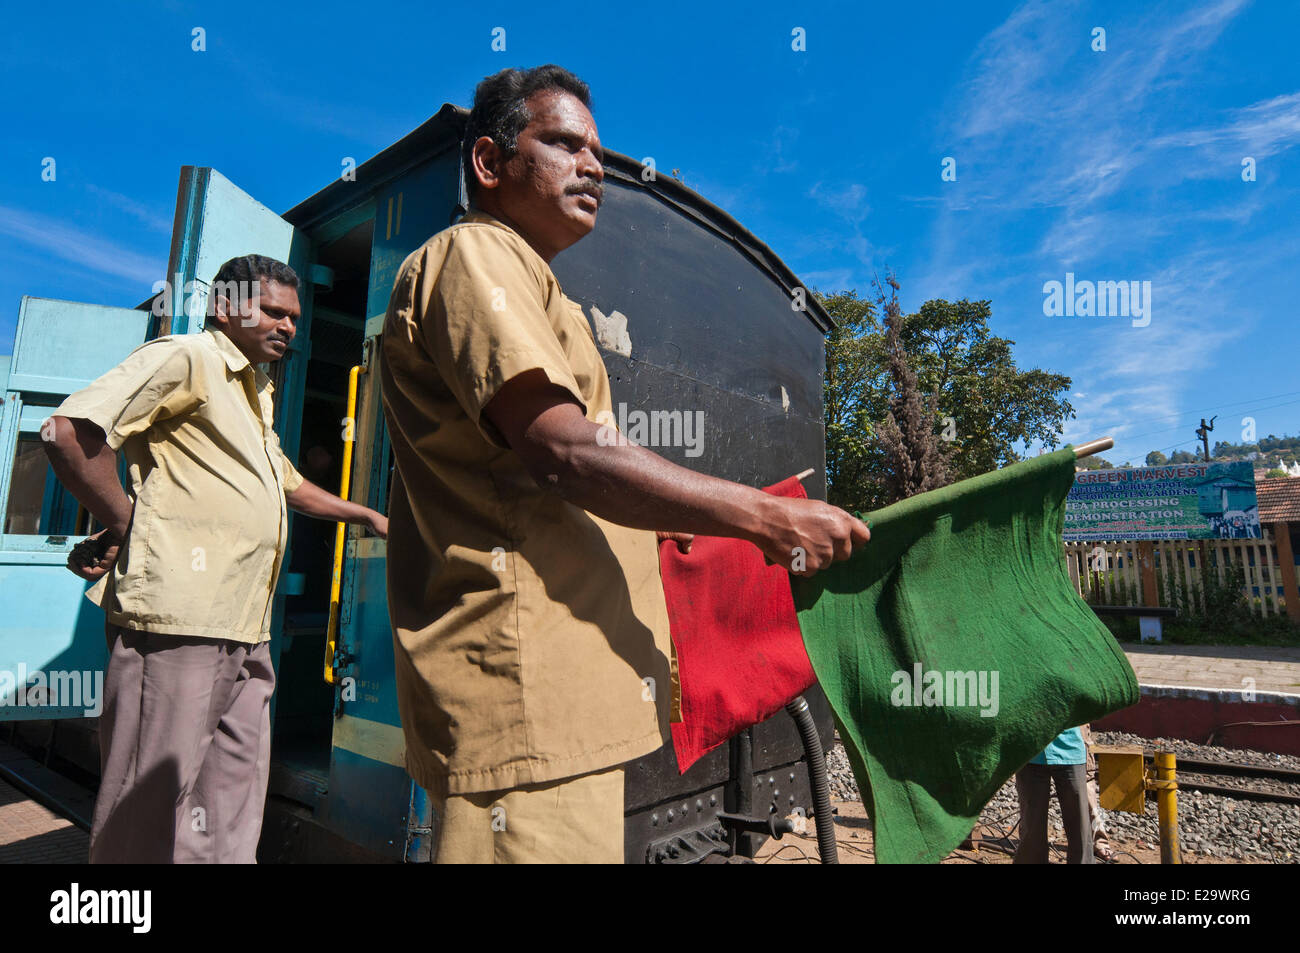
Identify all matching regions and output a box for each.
[380,209,672,797]
[50,327,304,643]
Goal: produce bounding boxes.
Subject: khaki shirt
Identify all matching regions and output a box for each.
[380,209,672,797]
[51,327,304,643]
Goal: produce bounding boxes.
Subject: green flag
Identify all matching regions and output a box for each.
[792,448,1138,864]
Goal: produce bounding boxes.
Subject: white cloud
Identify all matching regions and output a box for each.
[0,205,162,288]
[946,0,1254,214]
[808,181,870,224]
[912,0,1286,465]
[1151,91,1300,166]
[84,184,173,234]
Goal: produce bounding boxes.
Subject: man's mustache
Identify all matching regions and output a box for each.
[568,181,605,206]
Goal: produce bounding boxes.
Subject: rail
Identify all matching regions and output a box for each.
[324,363,362,684]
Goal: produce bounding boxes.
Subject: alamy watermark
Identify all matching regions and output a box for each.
[0,665,103,717]
[148,274,271,325]
[595,403,705,458]
[50,883,150,933]
[890,664,999,717]
[1042,273,1151,327]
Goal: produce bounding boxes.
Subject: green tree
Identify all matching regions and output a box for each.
[891,298,1073,481]
[1169,450,1198,464]
[1145,450,1168,466]
[1079,456,1115,471]
[1212,439,1260,458]
[822,289,889,514]
[819,285,1074,510]
[1266,468,1286,479]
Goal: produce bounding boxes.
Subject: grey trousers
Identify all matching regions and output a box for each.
[90,624,275,863]
[1014,762,1094,864]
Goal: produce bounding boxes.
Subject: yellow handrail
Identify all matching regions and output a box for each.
[325,364,362,684]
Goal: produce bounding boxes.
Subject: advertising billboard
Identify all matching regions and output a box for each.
[1064,460,1260,541]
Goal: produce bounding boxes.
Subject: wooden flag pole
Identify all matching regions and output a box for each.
[792,439,1111,487]
[796,438,1113,478]
[1074,437,1114,460]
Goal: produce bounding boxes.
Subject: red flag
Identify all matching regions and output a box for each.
[659,477,816,773]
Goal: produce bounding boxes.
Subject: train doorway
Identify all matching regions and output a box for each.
[271,215,374,784]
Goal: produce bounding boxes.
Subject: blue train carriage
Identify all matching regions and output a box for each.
[0,104,837,863]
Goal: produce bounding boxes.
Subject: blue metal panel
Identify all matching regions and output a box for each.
[0,206,162,726]
[18,404,58,432]
[335,539,403,723]
[312,199,377,248]
[404,782,434,862]
[6,298,149,396]
[366,154,459,327]
[314,539,415,854]
[317,747,411,860]
[0,392,20,539]
[0,550,108,722]
[0,389,108,722]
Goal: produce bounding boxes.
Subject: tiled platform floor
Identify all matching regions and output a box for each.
[1123,643,1300,695]
[0,777,87,863]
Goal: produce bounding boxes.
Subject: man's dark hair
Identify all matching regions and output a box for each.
[462,65,593,198]
[208,254,299,318]
[206,254,297,321]
[212,254,299,291]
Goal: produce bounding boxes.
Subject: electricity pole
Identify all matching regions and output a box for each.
[1195,416,1216,463]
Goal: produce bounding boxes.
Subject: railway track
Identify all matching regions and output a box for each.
[1141,751,1300,806]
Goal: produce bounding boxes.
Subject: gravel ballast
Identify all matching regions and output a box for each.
[823,731,1300,863]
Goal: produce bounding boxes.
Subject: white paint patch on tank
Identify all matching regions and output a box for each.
[590,305,632,357]
[781,385,790,413]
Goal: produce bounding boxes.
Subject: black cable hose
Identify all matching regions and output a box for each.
[785,695,839,864]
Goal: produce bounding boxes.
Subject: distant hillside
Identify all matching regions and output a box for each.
[1144,433,1299,471]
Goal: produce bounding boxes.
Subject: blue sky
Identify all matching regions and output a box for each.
[2,0,1297,466]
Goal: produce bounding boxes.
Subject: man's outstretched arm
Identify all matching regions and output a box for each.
[483,370,868,576]
[286,479,388,538]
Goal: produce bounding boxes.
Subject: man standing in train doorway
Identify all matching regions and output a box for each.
[44,255,388,863]
[379,65,869,863]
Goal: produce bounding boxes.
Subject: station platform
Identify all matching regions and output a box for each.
[0,777,87,863]
[1122,643,1300,696]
